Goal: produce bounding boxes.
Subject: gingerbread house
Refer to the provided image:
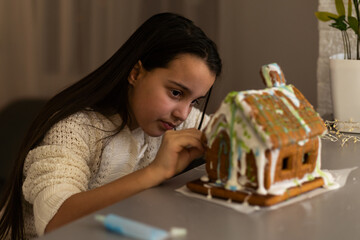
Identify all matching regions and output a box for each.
[187,63,328,206]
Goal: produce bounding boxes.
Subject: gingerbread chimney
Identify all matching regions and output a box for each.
[260,63,286,88]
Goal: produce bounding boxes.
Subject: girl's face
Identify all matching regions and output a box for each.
[128,54,215,137]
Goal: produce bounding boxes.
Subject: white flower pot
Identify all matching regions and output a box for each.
[330,53,360,132]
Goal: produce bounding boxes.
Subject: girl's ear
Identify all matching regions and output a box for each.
[128,60,143,86]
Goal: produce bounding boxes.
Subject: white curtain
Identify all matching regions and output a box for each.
[317,0,357,118]
[0,0,219,110]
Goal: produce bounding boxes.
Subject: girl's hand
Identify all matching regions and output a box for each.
[149,128,205,182]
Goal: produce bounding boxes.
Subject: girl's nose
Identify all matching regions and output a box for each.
[172,102,191,122]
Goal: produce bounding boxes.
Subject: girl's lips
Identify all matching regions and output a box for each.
[161,121,176,130]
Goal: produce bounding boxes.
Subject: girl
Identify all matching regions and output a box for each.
[0,12,222,239]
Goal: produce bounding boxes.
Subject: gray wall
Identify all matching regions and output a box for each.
[209,1,319,113]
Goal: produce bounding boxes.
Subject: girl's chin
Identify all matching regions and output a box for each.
[142,128,166,137]
[141,122,172,137]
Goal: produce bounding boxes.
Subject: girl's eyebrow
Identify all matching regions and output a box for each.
[168,80,206,98]
[169,80,191,93]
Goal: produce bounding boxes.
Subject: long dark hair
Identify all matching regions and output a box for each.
[0,12,221,239]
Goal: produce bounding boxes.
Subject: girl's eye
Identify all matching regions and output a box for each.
[191,99,200,106]
[171,90,182,98]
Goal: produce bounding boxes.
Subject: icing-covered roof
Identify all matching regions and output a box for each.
[223,85,326,149]
[205,63,327,150]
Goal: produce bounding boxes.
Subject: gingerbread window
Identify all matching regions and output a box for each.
[281,156,292,171]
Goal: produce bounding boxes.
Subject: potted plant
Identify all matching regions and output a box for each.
[316,0,360,132]
[316,0,360,59]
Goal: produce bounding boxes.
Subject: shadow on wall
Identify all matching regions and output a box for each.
[0,99,46,195]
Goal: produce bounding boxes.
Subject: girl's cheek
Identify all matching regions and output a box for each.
[159,94,174,106]
[159,100,176,114]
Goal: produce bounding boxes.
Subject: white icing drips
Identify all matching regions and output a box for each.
[225,141,241,191]
[277,85,300,107]
[207,188,212,199]
[297,139,309,146]
[270,148,280,184]
[201,175,209,182]
[254,147,267,195]
[239,149,247,176]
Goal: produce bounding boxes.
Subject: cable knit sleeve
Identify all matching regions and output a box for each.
[22,111,109,236]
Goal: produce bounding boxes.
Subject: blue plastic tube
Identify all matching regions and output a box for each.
[95,214,169,240]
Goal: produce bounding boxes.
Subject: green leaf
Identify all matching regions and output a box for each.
[348,0,353,17]
[335,0,346,15]
[315,11,339,21]
[348,16,359,34]
[330,15,348,30]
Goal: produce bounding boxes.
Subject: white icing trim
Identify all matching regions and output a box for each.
[270,148,280,184]
[276,85,300,107]
[226,141,242,191]
[254,147,267,194]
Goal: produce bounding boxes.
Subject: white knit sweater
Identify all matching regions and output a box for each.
[21,108,209,238]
